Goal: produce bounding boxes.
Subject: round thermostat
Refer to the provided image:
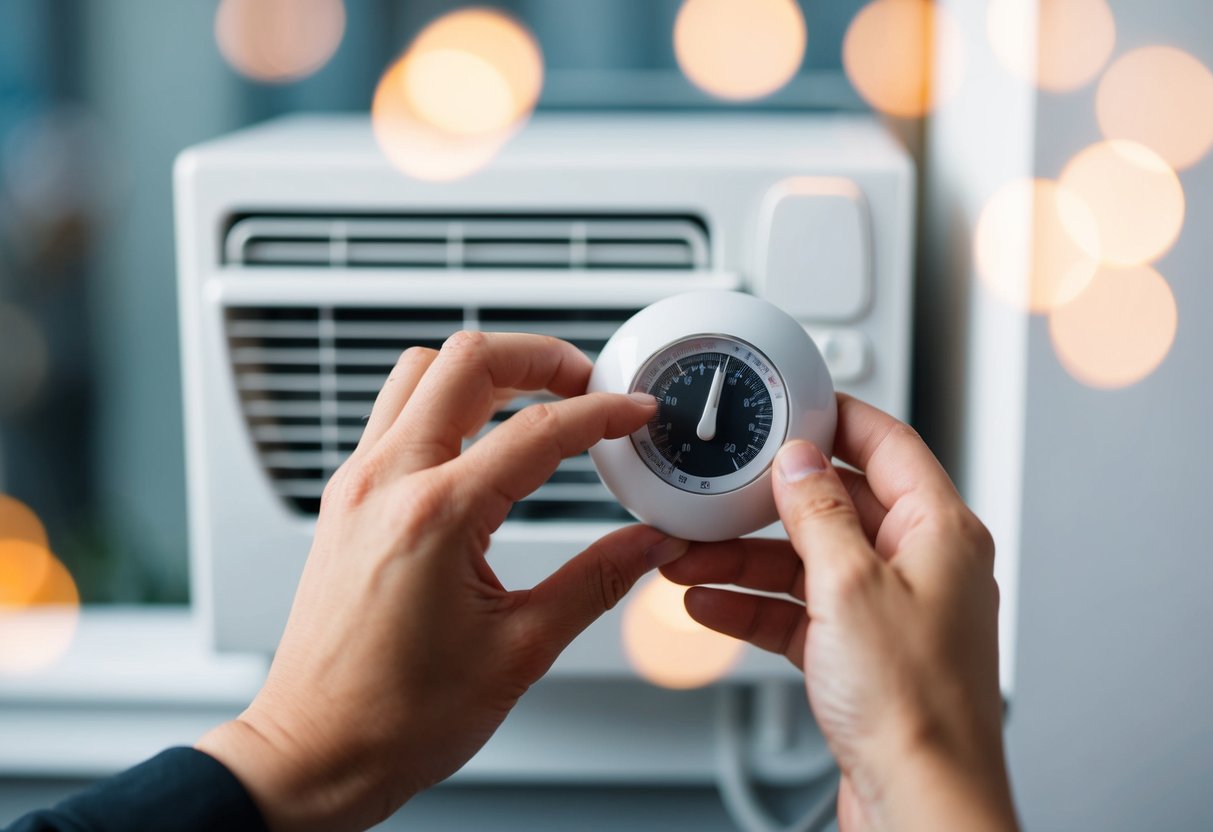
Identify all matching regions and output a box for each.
[588,290,837,542]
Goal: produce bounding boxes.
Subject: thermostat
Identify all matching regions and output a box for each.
[588,291,837,541]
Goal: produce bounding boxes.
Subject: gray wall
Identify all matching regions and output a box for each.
[1005,1,1213,828]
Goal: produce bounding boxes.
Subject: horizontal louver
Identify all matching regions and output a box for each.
[228,305,640,520]
[225,214,711,271]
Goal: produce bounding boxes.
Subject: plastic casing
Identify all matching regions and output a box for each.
[589,291,837,541]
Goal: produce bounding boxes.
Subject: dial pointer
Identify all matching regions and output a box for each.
[696,357,728,441]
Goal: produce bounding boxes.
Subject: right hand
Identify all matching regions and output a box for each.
[198,333,683,832]
[661,394,1018,832]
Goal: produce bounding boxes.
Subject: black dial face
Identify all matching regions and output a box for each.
[645,351,774,479]
[629,335,788,495]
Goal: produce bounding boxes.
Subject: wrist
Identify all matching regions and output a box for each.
[196,707,402,832]
[861,711,1018,832]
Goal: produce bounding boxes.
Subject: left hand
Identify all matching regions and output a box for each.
[660,395,1011,831]
[197,332,688,832]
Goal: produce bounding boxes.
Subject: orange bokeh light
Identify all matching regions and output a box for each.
[988,0,1115,93]
[1058,141,1185,267]
[214,0,346,84]
[974,179,1101,314]
[843,0,964,119]
[0,494,49,550]
[371,9,543,182]
[0,541,53,607]
[372,60,511,183]
[1050,265,1178,389]
[622,574,743,690]
[0,499,80,675]
[0,542,77,609]
[403,9,543,136]
[404,49,516,139]
[673,0,807,101]
[1096,46,1213,171]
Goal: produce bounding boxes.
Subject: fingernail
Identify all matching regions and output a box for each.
[645,536,689,568]
[777,442,826,483]
[629,392,657,407]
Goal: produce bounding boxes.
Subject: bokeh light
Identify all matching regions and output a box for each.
[1096,46,1213,171]
[0,304,51,417]
[0,541,55,608]
[215,0,346,84]
[974,179,1101,313]
[371,9,543,181]
[622,574,743,689]
[0,604,81,676]
[0,495,49,550]
[405,49,516,138]
[1058,140,1185,267]
[673,0,807,101]
[987,0,1115,93]
[843,0,965,119]
[0,498,80,675]
[372,59,510,182]
[1050,265,1178,389]
[405,8,543,136]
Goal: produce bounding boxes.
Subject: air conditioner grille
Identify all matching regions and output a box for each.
[228,305,638,521]
[225,214,711,272]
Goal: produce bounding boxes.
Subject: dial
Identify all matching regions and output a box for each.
[587,290,836,541]
[630,335,788,494]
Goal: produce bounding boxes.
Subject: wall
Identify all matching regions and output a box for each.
[1006,1,1213,827]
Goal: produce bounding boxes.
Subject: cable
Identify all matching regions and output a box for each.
[714,684,840,832]
[746,681,837,785]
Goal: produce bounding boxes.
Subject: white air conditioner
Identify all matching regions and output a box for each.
[175,113,914,665]
[174,115,915,808]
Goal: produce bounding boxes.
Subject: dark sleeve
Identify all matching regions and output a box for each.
[4,747,269,832]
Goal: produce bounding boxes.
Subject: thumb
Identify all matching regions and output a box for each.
[518,525,689,658]
[773,441,881,603]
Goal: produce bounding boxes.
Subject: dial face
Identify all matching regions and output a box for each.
[630,335,789,494]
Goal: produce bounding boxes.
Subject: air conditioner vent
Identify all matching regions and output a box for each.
[228,305,639,520]
[225,214,711,271]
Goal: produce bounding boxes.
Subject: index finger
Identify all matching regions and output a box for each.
[381,332,593,473]
[832,393,957,509]
[446,391,657,533]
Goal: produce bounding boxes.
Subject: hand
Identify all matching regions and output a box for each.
[662,394,1017,832]
[197,332,688,832]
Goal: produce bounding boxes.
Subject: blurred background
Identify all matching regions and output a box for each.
[2,0,1212,829]
[0,0,869,606]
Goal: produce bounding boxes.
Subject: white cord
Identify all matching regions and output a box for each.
[714,685,839,832]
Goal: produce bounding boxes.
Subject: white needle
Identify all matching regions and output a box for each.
[696,357,729,442]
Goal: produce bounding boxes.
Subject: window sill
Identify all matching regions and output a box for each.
[0,607,265,778]
[0,607,730,785]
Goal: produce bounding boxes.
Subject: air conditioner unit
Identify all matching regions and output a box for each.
[175,114,915,674]
[175,114,915,802]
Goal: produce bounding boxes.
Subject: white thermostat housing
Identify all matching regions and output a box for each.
[174,113,915,678]
[589,291,837,541]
